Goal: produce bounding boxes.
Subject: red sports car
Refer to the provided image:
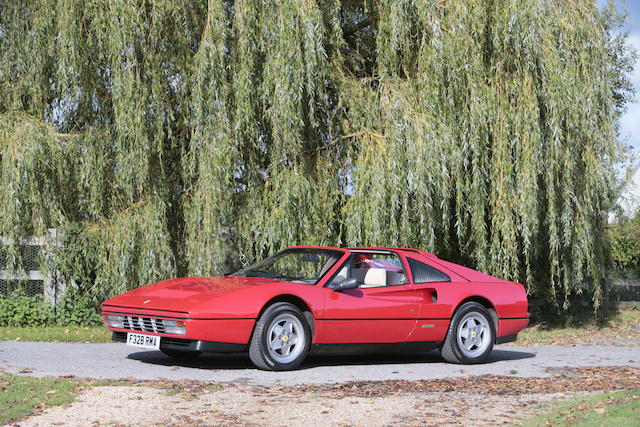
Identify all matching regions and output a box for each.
[102,246,529,370]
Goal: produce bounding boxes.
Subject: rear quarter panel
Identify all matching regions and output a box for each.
[410,280,528,341]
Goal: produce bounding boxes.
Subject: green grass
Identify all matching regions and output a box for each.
[0,326,111,343]
[515,308,640,346]
[517,389,640,427]
[0,375,83,424]
[165,388,185,397]
[0,375,135,424]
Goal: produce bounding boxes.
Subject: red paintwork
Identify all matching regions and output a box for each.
[102,246,529,346]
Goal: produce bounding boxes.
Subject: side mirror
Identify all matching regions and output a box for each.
[332,277,359,292]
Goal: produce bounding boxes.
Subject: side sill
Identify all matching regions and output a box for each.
[112,331,247,353]
[496,334,518,344]
[310,341,440,355]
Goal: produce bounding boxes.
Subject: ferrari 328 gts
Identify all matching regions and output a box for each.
[102,246,529,370]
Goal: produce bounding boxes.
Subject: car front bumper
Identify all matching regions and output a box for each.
[111,331,247,353]
[102,305,256,344]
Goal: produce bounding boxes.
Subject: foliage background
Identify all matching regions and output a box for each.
[608,209,640,278]
[0,0,636,318]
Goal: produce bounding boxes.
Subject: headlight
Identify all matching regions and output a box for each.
[104,314,124,328]
[163,320,186,335]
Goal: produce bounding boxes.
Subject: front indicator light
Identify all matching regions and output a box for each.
[163,320,186,335]
[104,314,124,328]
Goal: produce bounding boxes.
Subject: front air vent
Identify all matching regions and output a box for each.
[161,337,192,347]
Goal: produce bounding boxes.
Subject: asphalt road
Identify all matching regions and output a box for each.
[2,342,639,386]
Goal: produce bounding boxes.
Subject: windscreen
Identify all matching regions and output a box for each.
[231,248,343,284]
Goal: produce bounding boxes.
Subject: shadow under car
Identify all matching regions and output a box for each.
[125,346,535,370]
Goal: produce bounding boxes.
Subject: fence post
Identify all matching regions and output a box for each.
[43,228,65,305]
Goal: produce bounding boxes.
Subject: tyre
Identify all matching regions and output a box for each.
[441,302,495,364]
[249,302,311,371]
[160,348,202,359]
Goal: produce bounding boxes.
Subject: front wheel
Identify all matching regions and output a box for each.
[249,302,311,371]
[441,302,495,364]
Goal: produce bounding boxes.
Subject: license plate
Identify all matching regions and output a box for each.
[126,332,160,350]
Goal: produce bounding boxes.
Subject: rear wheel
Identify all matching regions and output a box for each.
[249,302,311,371]
[160,348,201,359]
[441,302,495,364]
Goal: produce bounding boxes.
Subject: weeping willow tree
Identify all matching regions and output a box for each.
[0,0,634,312]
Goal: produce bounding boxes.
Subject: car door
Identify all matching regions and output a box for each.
[404,256,455,342]
[318,252,420,344]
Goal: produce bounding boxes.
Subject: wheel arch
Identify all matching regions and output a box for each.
[452,296,498,337]
[257,294,315,339]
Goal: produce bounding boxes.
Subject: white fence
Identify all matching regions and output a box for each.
[605,277,640,304]
[0,229,65,305]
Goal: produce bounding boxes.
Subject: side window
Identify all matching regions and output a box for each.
[329,253,409,288]
[330,264,349,286]
[408,258,451,283]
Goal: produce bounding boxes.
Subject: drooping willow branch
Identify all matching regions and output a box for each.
[0,0,633,311]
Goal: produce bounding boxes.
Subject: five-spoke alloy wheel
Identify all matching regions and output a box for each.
[249,302,311,370]
[441,302,495,364]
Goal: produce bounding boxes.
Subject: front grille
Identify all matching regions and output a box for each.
[122,316,166,333]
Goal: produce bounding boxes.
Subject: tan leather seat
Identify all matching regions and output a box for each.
[360,268,387,288]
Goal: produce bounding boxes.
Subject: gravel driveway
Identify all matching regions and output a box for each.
[16,385,569,427]
[2,341,639,385]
